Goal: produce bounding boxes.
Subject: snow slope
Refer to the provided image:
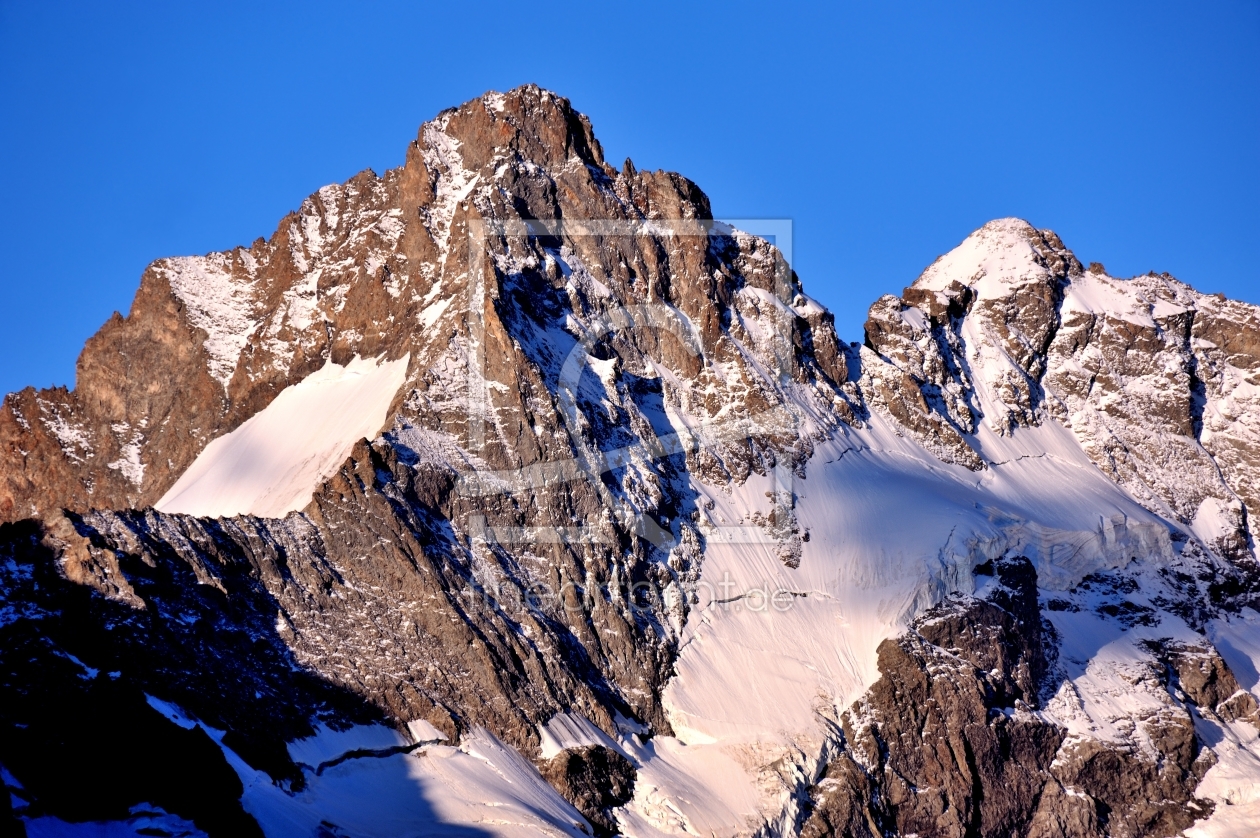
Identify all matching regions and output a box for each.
[156,354,409,518]
[509,405,1190,837]
[23,811,206,837]
[597,410,1179,834]
[144,700,589,838]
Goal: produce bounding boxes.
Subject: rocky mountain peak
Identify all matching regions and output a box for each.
[912,217,1082,302]
[4,87,1260,838]
[0,85,743,524]
[417,84,611,183]
[861,217,1260,563]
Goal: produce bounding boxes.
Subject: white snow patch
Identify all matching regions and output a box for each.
[248,728,590,838]
[107,423,145,486]
[418,297,452,329]
[158,253,259,388]
[420,123,479,254]
[39,400,92,464]
[618,734,762,838]
[1191,496,1244,547]
[899,304,929,333]
[1062,270,1191,329]
[375,208,405,244]
[407,719,448,743]
[1208,609,1260,698]
[915,218,1051,300]
[156,354,409,518]
[539,713,624,760]
[1185,690,1260,838]
[537,712,763,837]
[318,184,341,232]
[1042,608,1201,749]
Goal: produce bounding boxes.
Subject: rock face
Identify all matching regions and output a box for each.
[800,558,1217,838]
[1152,641,1260,726]
[2,86,1260,837]
[0,86,850,530]
[0,518,300,835]
[540,745,637,836]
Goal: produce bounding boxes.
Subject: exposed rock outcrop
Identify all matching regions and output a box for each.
[540,745,637,836]
[801,558,1219,838]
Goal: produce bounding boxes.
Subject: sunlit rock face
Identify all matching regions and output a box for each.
[3,86,1260,838]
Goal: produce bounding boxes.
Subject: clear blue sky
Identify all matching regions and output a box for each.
[1,1,1257,397]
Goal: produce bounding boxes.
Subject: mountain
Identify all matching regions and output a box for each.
[2,84,1259,838]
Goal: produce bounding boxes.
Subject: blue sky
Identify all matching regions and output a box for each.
[1,1,1256,396]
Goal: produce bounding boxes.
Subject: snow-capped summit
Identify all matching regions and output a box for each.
[915,217,1080,300]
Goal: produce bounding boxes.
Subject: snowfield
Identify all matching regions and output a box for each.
[156,354,409,518]
[536,411,1192,836]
